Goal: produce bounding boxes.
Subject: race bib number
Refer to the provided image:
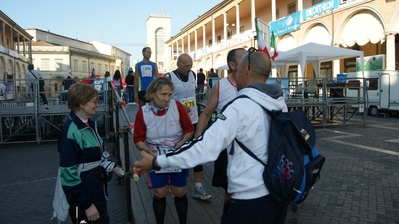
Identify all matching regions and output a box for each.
[181,97,196,108]
[180,96,198,122]
[140,65,153,77]
[155,146,182,173]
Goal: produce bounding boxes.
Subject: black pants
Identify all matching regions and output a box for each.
[31,84,48,105]
[221,195,287,224]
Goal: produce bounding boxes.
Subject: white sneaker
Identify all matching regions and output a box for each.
[192,187,212,200]
[44,104,49,110]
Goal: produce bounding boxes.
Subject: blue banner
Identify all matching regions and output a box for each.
[269,11,301,37]
[303,0,339,20]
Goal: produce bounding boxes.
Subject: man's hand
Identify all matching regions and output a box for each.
[85,204,100,222]
[134,151,155,172]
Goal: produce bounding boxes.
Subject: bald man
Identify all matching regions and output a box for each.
[164,53,212,200]
[135,50,289,223]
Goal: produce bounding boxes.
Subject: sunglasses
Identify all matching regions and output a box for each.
[247,47,259,70]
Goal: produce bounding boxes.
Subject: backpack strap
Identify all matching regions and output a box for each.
[234,138,267,166]
[30,70,39,79]
[232,94,278,167]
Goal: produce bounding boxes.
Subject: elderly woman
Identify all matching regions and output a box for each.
[133,77,193,224]
[57,83,122,224]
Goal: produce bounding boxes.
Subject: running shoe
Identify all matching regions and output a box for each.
[192,187,212,200]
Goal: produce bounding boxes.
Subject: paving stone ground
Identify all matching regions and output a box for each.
[1,113,399,224]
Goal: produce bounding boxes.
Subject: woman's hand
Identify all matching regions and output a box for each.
[85,204,100,222]
[144,147,157,156]
[113,166,124,177]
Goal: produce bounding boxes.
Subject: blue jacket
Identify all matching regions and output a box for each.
[57,111,106,210]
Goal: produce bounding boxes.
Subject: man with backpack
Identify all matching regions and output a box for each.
[134,50,288,223]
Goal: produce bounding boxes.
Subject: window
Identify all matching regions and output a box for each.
[276,9,280,19]
[288,2,296,15]
[240,26,245,33]
[73,60,78,72]
[366,78,378,90]
[217,35,221,43]
[98,63,102,74]
[319,62,332,78]
[105,64,109,73]
[344,58,357,73]
[208,39,212,45]
[41,59,49,70]
[55,59,63,71]
[83,61,87,73]
[312,0,323,5]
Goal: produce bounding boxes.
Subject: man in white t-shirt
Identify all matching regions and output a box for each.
[164,53,211,200]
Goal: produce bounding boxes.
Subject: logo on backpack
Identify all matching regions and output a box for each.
[276,155,294,183]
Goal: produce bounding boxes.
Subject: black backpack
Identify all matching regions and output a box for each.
[235,96,326,205]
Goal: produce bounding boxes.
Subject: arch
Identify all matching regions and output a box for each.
[278,34,297,51]
[205,57,212,71]
[388,4,399,33]
[303,22,332,45]
[7,59,13,77]
[0,56,5,79]
[335,7,386,47]
[215,54,224,68]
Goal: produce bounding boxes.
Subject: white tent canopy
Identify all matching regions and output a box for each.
[274,42,364,78]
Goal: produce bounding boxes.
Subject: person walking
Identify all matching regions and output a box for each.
[25,63,48,109]
[134,50,289,224]
[134,47,159,107]
[196,68,206,95]
[112,70,122,97]
[62,73,75,91]
[207,68,218,89]
[164,53,212,200]
[194,48,246,202]
[133,77,193,224]
[56,83,123,224]
[125,67,135,104]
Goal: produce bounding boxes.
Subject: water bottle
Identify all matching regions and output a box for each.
[132,167,142,181]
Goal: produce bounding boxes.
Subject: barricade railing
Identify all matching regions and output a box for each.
[106,81,134,223]
[0,78,110,144]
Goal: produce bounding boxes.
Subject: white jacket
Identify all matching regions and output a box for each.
[157,83,288,199]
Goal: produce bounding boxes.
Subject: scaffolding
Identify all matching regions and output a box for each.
[0,78,111,144]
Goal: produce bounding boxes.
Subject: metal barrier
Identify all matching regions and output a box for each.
[106,81,135,223]
[0,78,111,144]
[281,77,368,126]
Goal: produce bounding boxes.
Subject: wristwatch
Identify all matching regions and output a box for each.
[152,156,161,171]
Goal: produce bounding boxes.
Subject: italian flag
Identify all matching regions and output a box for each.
[255,18,271,59]
[270,31,278,61]
[255,18,279,61]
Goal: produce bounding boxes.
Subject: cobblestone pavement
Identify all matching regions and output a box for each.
[1,114,399,224]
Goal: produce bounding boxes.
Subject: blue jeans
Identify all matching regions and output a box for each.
[126,86,134,103]
[221,194,287,224]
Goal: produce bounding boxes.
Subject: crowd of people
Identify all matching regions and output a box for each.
[50,46,288,223]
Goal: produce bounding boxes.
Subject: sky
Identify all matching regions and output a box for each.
[1,0,220,66]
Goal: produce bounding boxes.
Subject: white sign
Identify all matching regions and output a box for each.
[338,0,366,8]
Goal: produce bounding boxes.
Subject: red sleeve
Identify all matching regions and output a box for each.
[176,101,194,134]
[133,108,147,143]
